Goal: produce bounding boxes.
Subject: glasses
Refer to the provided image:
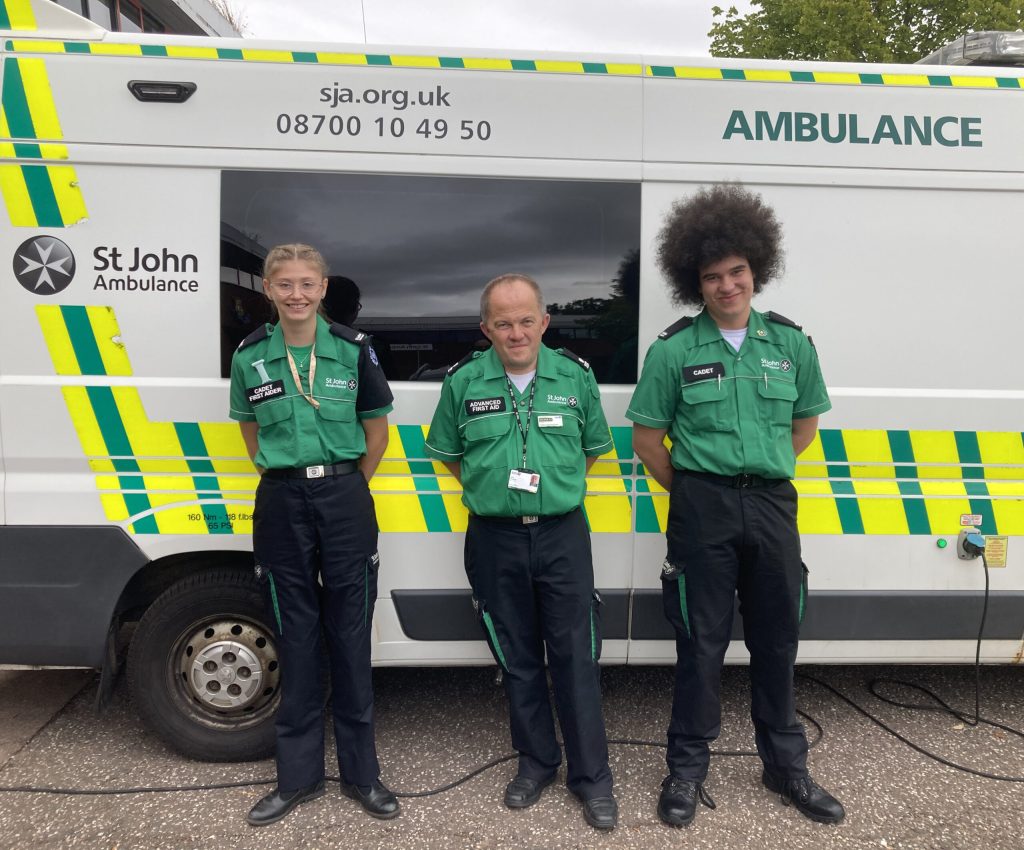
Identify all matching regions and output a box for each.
[268,280,323,294]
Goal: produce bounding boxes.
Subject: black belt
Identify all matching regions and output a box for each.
[263,461,359,480]
[681,469,786,489]
[473,507,578,526]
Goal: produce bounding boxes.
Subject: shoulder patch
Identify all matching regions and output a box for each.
[446,350,479,376]
[236,323,271,351]
[558,348,591,371]
[329,322,370,345]
[658,316,695,339]
[764,311,803,331]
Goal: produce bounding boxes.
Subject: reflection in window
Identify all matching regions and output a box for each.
[87,0,113,28]
[220,171,640,382]
[117,0,142,32]
[52,0,86,14]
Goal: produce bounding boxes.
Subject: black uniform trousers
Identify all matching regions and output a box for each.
[465,509,613,800]
[253,471,381,792]
[662,472,809,782]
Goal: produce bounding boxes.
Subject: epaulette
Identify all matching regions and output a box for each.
[558,348,591,371]
[764,311,803,331]
[658,316,695,339]
[236,323,270,351]
[446,350,478,376]
[329,322,371,345]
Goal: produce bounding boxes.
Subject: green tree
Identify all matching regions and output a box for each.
[709,1,1024,63]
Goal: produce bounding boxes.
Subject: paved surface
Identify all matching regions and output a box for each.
[0,664,1021,850]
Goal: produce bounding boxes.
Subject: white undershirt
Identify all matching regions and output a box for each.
[506,370,536,393]
[720,327,748,352]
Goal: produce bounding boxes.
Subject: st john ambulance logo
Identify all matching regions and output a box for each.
[14,236,76,296]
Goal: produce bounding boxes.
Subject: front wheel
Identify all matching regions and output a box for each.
[127,569,280,761]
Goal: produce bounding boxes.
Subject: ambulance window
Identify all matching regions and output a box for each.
[117,0,142,32]
[53,0,85,14]
[220,172,641,383]
[86,0,114,29]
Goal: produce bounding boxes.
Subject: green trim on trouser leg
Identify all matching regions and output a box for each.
[364,561,369,628]
[267,573,284,635]
[481,610,509,671]
[677,575,691,637]
[590,606,597,660]
[798,565,808,625]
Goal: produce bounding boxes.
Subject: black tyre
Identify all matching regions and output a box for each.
[127,569,280,761]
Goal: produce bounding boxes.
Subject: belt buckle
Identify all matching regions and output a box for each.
[522,515,539,525]
[306,465,325,479]
[736,473,753,488]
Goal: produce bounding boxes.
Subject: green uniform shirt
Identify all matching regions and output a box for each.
[228,316,393,470]
[626,308,830,479]
[425,344,612,517]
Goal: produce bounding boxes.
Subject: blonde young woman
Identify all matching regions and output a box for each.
[228,244,399,825]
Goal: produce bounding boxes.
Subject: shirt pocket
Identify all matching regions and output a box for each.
[464,414,513,468]
[317,398,357,424]
[253,397,292,428]
[757,378,798,426]
[537,415,581,467]
[679,379,732,431]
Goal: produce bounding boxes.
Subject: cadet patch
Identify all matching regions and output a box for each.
[247,380,285,404]
[368,345,379,366]
[465,397,506,415]
[682,362,724,383]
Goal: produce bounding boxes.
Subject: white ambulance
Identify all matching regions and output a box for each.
[1,0,1021,760]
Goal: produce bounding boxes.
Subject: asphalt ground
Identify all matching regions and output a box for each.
[0,663,1022,850]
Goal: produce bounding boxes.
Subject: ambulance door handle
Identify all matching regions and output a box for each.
[127,80,197,103]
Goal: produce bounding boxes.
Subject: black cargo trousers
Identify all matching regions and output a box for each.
[465,508,613,800]
[662,471,809,782]
[253,470,382,792]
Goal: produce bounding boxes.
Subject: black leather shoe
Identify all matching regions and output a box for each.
[247,780,325,826]
[504,774,555,808]
[581,795,618,830]
[341,779,401,819]
[657,776,716,827]
[762,771,845,824]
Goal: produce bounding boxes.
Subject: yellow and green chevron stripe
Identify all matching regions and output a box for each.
[0,0,35,32]
[0,54,87,227]
[36,305,1024,537]
[5,37,1021,90]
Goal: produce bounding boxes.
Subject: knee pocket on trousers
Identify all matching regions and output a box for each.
[473,598,510,672]
[660,560,691,638]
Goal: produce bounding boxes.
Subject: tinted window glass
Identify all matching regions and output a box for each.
[86,0,113,28]
[220,171,640,382]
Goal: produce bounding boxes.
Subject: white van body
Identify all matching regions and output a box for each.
[1,0,1021,758]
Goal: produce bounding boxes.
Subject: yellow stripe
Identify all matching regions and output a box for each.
[198,421,247,457]
[793,479,833,495]
[0,108,14,158]
[442,494,469,532]
[240,49,294,63]
[534,60,585,74]
[797,497,844,534]
[315,51,368,65]
[668,66,723,80]
[211,459,257,474]
[62,386,107,455]
[857,497,910,534]
[110,387,181,456]
[100,492,129,521]
[0,164,38,225]
[389,54,441,68]
[18,57,63,139]
[950,76,998,89]
[812,71,862,85]
[165,45,219,59]
[85,306,132,376]
[584,493,631,532]
[4,0,37,30]
[90,43,143,56]
[47,164,87,226]
[143,499,208,533]
[370,475,419,493]
[36,305,80,374]
[923,497,973,534]
[744,69,792,83]
[881,73,930,86]
[39,142,68,159]
[988,482,1024,497]
[977,432,1024,465]
[463,57,514,71]
[375,494,428,532]
[8,39,63,51]
[992,500,1024,536]
[919,481,970,496]
[606,63,642,76]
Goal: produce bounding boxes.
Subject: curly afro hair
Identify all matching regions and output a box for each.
[656,184,784,308]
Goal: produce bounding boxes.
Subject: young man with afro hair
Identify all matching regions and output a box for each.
[627,184,844,827]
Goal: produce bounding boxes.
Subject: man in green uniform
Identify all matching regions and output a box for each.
[425,274,618,830]
[628,185,845,827]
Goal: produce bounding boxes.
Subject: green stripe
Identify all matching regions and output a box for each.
[896,481,931,534]
[583,62,607,74]
[397,424,451,532]
[0,3,10,29]
[819,429,851,478]
[267,574,283,634]
[928,75,952,86]
[292,51,317,63]
[722,68,746,80]
[610,425,634,477]
[364,561,369,627]
[366,54,391,66]
[954,431,984,480]
[62,305,105,375]
[650,65,675,77]
[140,45,167,57]
[634,480,662,533]
[833,495,865,534]
[590,603,597,660]
[677,575,690,636]
[64,42,90,53]
[21,165,63,226]
[997,77,1021,89]
[791,71,814,83]
[174,422,232,535]
[481,611,508,671]
[798,569,807,623]
[439,56,464,69]
[217,48,243,60]
[12,141,41,157]
[968,498,997,535]
[859,73,884,85]
[511,59,535,71]
[887,430,918,479]
[3,58,36,138]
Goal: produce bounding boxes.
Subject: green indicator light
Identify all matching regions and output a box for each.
[936,539,948,549]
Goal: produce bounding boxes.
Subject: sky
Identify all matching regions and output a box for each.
[229,0,737,57]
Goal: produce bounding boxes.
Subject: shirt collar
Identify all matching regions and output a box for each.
[480,344,555,380]
[265,316,336,362]
[693,307,774,346]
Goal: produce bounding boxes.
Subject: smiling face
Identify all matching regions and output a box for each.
[263,259,327,328]
[480,278,550,374]
[698,254,754,330]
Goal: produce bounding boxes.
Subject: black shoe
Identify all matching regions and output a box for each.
[341,779,401,819]
[504,774,555,809]
[247,780,326,826]
[657,776,716,827]
[581,795,618,830]
[762,771,845,824]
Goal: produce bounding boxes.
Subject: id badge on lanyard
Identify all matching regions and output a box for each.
[505,375,540,493]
